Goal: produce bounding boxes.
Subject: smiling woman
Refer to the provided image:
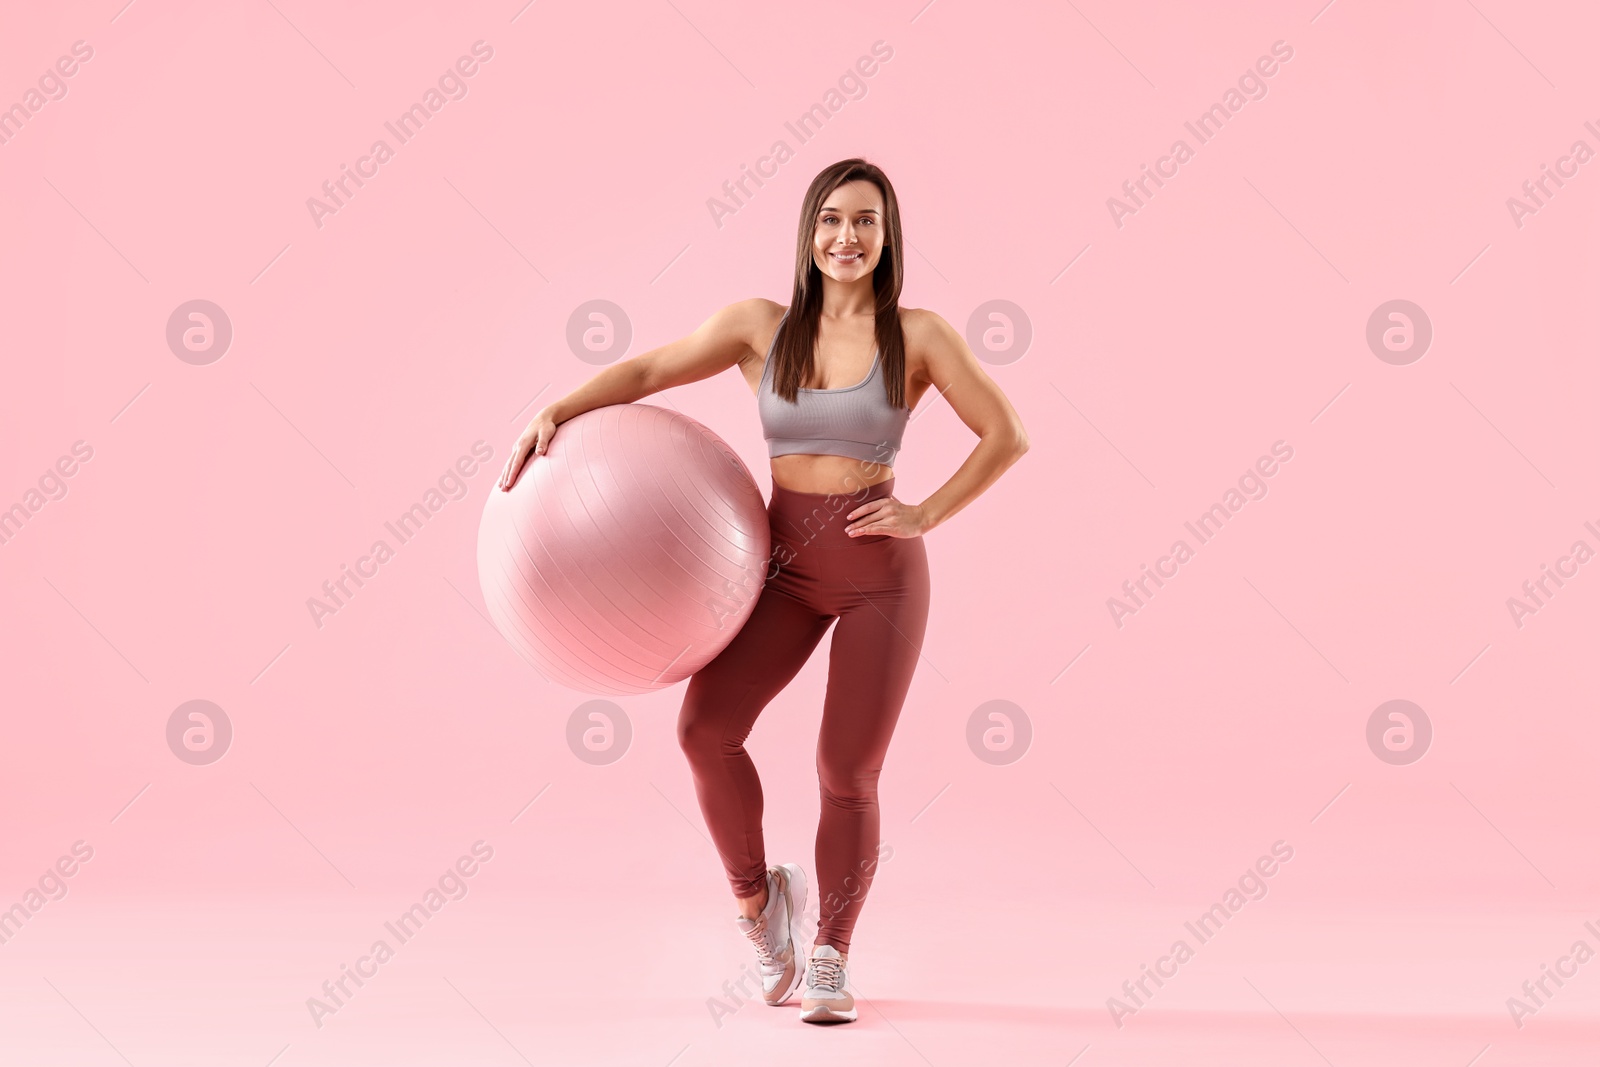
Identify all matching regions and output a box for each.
[496,156,1028,1026]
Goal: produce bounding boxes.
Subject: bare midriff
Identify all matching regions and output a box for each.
[769,455,894,496]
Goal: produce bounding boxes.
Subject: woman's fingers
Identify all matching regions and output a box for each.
[847,499,906,535]
[500,415,560,490]
[499,437,532,490]
[847,498,886,522]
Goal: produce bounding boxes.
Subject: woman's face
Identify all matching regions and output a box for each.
[812,180,885,282]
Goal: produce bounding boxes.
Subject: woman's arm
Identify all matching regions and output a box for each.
[497,299,769,490]
[848,308,1029,535]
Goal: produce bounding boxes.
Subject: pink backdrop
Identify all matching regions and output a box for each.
[3,1,1598,1063]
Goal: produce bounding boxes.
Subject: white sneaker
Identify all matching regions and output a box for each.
[732,863,808,1005]
[799,943,856,1023]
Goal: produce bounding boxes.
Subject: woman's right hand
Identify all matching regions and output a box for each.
[497,408,559,491]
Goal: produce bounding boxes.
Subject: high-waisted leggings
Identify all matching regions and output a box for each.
[676,475,930,956]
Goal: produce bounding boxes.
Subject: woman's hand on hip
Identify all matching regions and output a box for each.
[844,496,928,538]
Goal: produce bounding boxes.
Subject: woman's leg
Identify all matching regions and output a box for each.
[812,535,931,956]
[677,582,832,903]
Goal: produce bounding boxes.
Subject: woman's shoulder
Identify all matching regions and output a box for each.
[701,298,786,363]
[895,306,964,388]
[721,298,789,345]
[722,297,788,322]
[895,305,942,358]
[896,305,946,339]
[714,299,789,380]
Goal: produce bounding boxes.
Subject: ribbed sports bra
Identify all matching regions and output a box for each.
[757,311,910,466]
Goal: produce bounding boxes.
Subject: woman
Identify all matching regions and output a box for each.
[496,159,1028,1024]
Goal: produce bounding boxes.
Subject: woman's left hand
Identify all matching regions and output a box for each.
[845,496,928,538]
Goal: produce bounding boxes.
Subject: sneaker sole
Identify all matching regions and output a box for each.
[767,863,808,1006]
[799,1003,857,1024]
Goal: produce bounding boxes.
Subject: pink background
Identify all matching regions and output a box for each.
[3,0,1598,1063]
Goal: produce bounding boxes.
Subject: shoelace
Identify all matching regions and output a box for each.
[808,955,844,992]
[741,915,779,968]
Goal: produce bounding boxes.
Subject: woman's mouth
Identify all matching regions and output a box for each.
[831,251,863,264]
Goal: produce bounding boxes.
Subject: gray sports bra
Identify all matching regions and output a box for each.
[757,311,910,465]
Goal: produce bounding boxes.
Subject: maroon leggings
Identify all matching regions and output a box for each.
[677,476,930,955]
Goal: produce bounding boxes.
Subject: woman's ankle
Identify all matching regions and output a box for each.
[736,879,769,918]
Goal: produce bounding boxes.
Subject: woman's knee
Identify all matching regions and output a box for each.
[676,703,718,759]
[817,756,881,803]
[677,682,745,760]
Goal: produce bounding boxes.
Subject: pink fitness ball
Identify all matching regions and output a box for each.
[477,404,770,696]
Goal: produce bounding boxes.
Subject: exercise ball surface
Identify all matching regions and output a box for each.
[477,403,770,696]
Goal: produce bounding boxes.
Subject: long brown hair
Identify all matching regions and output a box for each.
[769,159,907,409]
